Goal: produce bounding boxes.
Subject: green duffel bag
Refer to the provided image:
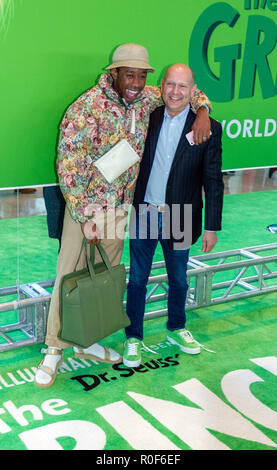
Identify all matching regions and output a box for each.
[59,238,130,348]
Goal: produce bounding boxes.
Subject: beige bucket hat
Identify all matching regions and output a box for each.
[106,43,154,73]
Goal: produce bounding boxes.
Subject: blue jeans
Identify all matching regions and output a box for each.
[125,206,189,340]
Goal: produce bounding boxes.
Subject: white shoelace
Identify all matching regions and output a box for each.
[179,330,195,343]
[128,342,139,355]
[179,330,216,354]
[141,341,158,354]
[128,341,158,355]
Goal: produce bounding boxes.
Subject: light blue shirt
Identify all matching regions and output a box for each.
[144,105,190,206]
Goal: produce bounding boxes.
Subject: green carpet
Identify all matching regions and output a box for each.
[0,190,276,450]
[0,292,276,450]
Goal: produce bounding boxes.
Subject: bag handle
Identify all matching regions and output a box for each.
[73,238,86,272]
[85,239,113,279]
[73,238,112,278]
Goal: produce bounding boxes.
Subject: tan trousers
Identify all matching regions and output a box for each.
[45,207,127,349]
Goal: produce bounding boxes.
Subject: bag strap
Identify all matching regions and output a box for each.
[89,242,112,270]
[73,237,87,272]
[85,239,113,279]
[73,238,112,275]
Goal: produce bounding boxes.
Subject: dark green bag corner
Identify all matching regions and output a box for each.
[58,238,130,348]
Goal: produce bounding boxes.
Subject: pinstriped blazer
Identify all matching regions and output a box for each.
[133,105,224,247]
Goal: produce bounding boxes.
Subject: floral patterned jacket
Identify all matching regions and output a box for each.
[57,73,211,223]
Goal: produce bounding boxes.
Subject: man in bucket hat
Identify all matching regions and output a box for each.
[34,43,212,388]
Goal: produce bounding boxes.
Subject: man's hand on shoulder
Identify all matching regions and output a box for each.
[192,106,211,146]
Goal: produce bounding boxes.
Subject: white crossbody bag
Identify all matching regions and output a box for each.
[94,139,140,184]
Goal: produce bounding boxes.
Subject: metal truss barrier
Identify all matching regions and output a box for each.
[0,243,277,352]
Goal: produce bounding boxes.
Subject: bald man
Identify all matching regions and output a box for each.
[123,64,224,367]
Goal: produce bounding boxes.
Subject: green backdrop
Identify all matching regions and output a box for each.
[0,0,276,188]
